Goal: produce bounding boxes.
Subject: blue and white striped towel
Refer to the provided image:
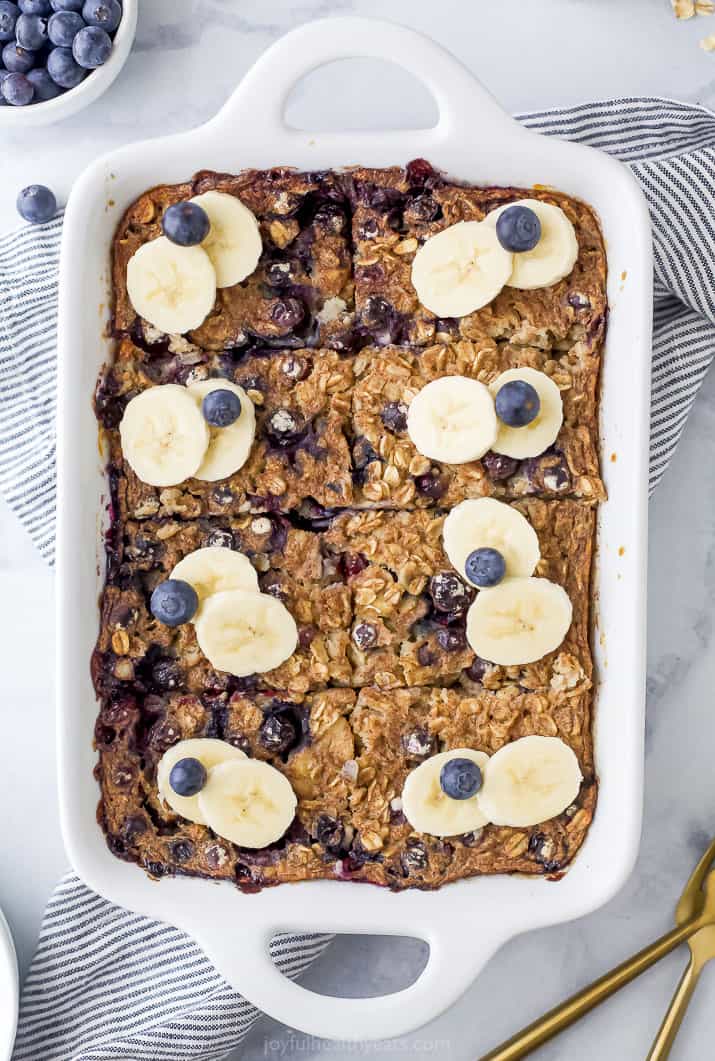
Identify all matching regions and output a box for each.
[2,97,714,1059]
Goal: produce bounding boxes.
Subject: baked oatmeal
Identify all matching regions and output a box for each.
[94,161,606,891]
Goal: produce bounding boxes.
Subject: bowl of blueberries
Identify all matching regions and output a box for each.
[0,0,136,125]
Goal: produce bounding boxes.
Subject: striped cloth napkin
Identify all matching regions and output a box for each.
[1,97,714,1059]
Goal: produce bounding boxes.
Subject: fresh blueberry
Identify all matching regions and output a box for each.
[2,71,33,104]
[162,201,210,247]
[201,388,241,427]
[81,0,120,31]
[19,0,51,13]
[149,578,198,626]
[464,547,506,588]
[16,184,56,221]
[16,12,48,50]
[47,8,83,45]
[50,0,83,8]
[26,65,61,97]
[495,379,541,428]
[495,205,541,253]
[439,757,483,800]
[46,44,85,85]
[2,41,34,71]
[168,757,207,797]
[0,2,19,42]
[72,23,110,67]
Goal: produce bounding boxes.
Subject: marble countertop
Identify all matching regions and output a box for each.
[2,1,715,1057]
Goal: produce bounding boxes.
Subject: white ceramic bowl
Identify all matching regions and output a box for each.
[0,908,18,1061]
[0,0,136,128]
[57,16,652,1044]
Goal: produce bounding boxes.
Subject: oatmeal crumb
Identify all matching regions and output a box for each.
[341,759,359,781]
[251,517,272,536]
[700,32,715,47]
[317,297,347,324]
[672,0,694,16]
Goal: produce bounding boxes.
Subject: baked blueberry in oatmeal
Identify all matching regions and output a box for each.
[94,161,606,890]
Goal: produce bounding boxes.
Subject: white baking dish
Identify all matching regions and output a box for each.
[56,17,652,1044]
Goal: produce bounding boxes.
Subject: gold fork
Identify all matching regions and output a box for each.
[646,839,715,1060]
[481,838,715,1060]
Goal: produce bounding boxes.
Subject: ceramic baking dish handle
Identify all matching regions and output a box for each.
[211,16,519,147]
[193,911,507,1042]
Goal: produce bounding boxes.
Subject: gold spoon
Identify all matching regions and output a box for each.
[480,838,715,1061]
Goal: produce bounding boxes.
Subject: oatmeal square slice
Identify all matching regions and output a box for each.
[346,684,596,889]
[322,502,595,694]
[96,687,359,888]
[351,341,603,506]
[93,515,353,702]
[98,338,355,520]
[350,162,606,353]
[113,168,354,351]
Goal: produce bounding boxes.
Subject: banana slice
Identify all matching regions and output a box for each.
[126,236,217,335]
[489,368,563,460]
[466,576,572,666]
[407,376,498,464]
[170,546,259,613]
[411,220,513,317]
[197,758,297,848]
[443,498,540,582]
[485,199,578,290]
[156,738,247,825]
[194,589,298,677]
[190,190,262,288]
[119,384,210,487]
[402,748,490,837]
[187,380,256,481]
[477,736,582,827]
